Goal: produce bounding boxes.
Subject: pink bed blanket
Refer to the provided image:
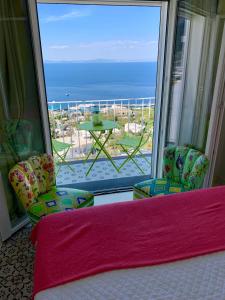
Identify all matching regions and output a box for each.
[31,186,225,297]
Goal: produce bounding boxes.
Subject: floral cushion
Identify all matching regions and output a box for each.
[17,161,39,197]
[9,166,36,210]
[164,146,190,182]
[163,146,209,185]
[28,156,47,194]
[133,178,190,199]
[172,146,189,182]
[181,149,202,186]
[188,155,209,189]
[40,154,55,191]
[163,146,176,179]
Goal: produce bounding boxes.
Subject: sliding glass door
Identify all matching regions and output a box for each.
[33,1,167,191]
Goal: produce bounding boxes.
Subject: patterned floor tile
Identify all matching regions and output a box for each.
[0,226,34,299]
[56,156,151,186]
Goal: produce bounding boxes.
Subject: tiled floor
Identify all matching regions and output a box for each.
[95,191,133,205]
[0,225,34,299]
[56,156,151,186]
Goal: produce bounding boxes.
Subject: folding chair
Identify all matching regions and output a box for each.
[117,126,152,174]
[52,139,75,174]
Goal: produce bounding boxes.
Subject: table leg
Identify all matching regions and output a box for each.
[83,132,103,163]
[91,131,120,173]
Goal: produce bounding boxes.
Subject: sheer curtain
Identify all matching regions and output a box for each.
[0,1,45,228]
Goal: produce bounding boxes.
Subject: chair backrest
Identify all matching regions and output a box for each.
[131,124,150,148]
[8,154,55,211]
[52,139,71,153]
[140,126,152,148]
[163,146,209,189]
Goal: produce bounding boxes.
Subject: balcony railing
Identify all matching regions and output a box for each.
[48,97,155,161]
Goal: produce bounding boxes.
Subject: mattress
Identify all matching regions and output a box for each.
[35,250,225,300]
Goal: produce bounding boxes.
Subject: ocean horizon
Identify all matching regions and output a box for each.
[44,62,157,110]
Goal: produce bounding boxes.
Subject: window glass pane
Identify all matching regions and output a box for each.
[37,3,161,191]
[211,0,225,186]
[166,0,218,151]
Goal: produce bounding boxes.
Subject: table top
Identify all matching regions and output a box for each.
[77,120,118,131]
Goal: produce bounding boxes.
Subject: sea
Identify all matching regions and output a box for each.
[44,62,157,110]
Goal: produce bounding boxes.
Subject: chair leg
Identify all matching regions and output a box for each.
[55,161,60,176]
[63,147,75,173]
[54,147,75,174]
[138,150,151,166]
[118,145,145,175]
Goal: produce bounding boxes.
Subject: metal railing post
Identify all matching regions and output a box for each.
[141,99,144,123]
[113,99,116,122]
[128,99,130,132]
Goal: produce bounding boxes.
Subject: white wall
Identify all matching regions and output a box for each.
[213,112,225,185]
[179,14,205,145]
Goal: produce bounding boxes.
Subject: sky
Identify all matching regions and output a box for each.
[37,4,160,62]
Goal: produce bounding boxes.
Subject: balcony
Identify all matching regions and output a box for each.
[48,97,154,192]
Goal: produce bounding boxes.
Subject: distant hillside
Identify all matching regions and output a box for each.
[44,59,156,64]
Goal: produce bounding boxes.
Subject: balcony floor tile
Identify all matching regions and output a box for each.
[56,156,151,186]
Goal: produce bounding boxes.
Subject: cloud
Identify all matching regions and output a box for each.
[43,10,90,23]
[49,45,69,49]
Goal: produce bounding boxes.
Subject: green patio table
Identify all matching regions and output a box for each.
[77,120,119,176]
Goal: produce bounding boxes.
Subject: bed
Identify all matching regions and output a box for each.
[32,186,225,300]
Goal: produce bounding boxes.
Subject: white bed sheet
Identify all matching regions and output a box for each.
[35,251,225,300]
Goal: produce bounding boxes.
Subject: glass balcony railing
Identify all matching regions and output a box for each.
[48,97,155,162]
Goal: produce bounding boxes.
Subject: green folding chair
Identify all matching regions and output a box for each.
[52,139,75,174]
[117,125,152,174]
